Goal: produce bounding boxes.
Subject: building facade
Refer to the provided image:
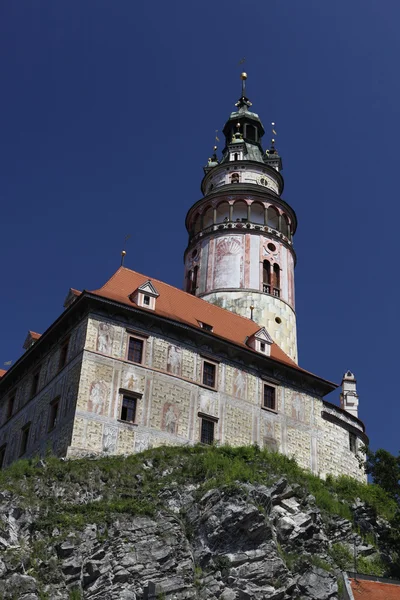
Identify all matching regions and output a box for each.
[0,76,367,481]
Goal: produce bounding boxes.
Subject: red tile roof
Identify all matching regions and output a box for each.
[89,266,333,383]
[0,369,6,379]
[350,578,400,599]
[29,331,41,340]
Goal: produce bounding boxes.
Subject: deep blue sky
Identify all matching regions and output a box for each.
[1,1,398,455]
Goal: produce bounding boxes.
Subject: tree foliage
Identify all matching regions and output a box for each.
[363,446,400,504]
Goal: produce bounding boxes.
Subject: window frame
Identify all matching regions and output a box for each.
[31,368,41,398]
[6,394,15,420]
[119,391,141,425]
[59,337,70,371]
[126,335,146,365]
[201,358,218,390]
[198,413,218,445]
[349,432,357,454]
[262,382,277,413]
[48,397,60,432]
[20,422,31,457]
[0,444,6,470]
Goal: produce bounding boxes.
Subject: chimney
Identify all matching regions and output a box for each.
[340,370,359,418]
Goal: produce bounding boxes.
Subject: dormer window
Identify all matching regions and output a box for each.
[198,321,213,332]
[247,327,273,356]
[129,280,160,311]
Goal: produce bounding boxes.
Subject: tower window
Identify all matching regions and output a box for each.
[190,265,199,295]
[127,336,144,364]
[202,360,217,388]
[262,384,276,411]
[273,263,280,296]
[349,433,357,454]
[231,172,239,184]
[201,418,215,445]
[263,260,271,294]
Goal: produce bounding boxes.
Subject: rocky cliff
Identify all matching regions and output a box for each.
[0,445,398,599]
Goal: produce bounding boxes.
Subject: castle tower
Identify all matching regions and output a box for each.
[184,74,298,362]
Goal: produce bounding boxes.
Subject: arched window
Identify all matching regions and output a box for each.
[193,214,201,234]
[251,202,264,225]
[216,202,230,224]
[263,260,271,293]
[186,270,192,293]
[191,265,199,295]
[280,214,289,237]
[232,200,248,223]
[231,172,240,184]
[267,206,279,230]
[234,153,238,161]
[203,206,213,228]
[246,124,256,141]
[273,264,280,297]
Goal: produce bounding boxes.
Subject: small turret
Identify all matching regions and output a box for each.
[340,370,359,418]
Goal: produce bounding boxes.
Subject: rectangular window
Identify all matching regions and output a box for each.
[6,395,15,420]
[59,338,70,371]
[143,295,150,306]
[31,369,40,398]
[120,395,137,423]
[48,397,60,431]
[263,384,276,411]
[202,361,217,388]
[260,342,266,352]
[0,445,6,470]
[127,337,144,364]
[20,423,31,456]
[349,432,357,454]
[201,418,215,445]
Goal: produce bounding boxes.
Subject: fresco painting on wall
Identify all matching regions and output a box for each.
[97,322,113,355]
[103,425,118,453]
[292,395,305,422]
[162,402,179,435]
[199,391,216,417]
[88,380,108,415]
[167,345,182,376]
[214,237,242,288]
[123,371,138,391]
[134,432,150,453]
[233,369,246,399]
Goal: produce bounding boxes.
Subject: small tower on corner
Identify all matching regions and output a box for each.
[340,371,359,418]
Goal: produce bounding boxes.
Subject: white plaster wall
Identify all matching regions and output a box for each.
[206,164,280,194]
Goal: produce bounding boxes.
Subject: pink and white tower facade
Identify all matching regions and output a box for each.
[184,74,298,362]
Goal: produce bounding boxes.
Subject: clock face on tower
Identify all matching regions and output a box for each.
[257,175,269,188]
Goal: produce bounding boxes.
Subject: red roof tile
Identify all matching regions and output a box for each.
[29,331,41,340]
[0,369,6,378]
[89,266,332,382]
[350,578,400,599]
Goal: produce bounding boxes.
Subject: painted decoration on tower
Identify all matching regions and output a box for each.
[97,322,113,355]
[167,345,182,376]
[134,432,150,453]
[233,369,246,399]
[214,236,242,288]
[88,380,108,415]
[162,402,179,435]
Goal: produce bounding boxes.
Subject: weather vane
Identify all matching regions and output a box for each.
[271,122,277,148]
[121,234,131,267]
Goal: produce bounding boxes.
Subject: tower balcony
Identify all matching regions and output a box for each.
[189,219,293,247]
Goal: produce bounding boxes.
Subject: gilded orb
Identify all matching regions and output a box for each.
[240,72,248,80]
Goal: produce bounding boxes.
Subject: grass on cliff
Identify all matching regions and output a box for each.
[0,444,397,531]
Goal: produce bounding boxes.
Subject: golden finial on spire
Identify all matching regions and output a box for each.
[121,234,130,266]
